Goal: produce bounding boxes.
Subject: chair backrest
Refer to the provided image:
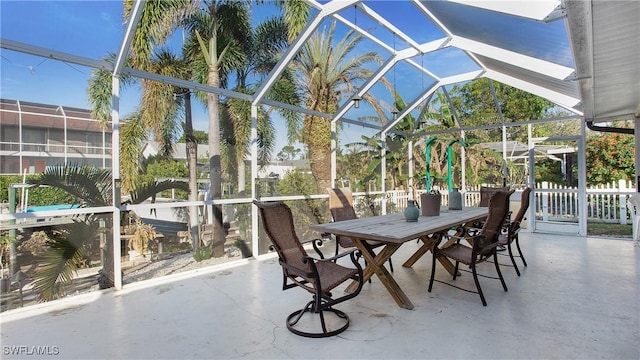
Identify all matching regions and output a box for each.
[327,187,357,222]
[628,193,640,217]
[479,191,512,249]
[479,186,510,207]
[253,201,310,277]
[513,187,532,223]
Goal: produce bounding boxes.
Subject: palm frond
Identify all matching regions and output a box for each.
[120,113,148,193]
[87,53,135,127]
[29,165,112,207]
[126,0,195,69]
[32,219,98,301]
[280,0,311,43]
[128,179,190,205]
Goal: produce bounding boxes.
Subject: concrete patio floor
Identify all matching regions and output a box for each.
[1,232,638,359]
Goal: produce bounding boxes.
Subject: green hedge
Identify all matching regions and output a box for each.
[0,175,76,207]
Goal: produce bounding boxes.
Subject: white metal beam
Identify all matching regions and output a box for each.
[332,9,393,53]
[0,38,109,70]
[122,67,253,101]
[439,70,485,86]
[332,56,396,122]
[113,0,144,76]
[381,82,442,133]
[411,0,456,38]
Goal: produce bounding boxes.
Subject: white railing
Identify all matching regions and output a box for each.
[353,180,636,224]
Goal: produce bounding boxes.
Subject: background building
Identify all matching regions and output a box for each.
[0,99,112,174]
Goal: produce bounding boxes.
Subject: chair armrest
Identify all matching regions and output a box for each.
[269,237,327,259]
[438,233,465,248]
[465,226,482,235]
[297,249,363,281]
[468,233,500,257]
[300,237,327,259]
[317,248,359,264]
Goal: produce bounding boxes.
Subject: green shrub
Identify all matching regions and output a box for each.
[193,246,212,262]
[1,175,75,206]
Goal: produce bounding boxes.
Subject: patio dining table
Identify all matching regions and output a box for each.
[311,207,488,310]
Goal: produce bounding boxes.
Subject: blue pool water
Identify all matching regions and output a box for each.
[25,204,79,212]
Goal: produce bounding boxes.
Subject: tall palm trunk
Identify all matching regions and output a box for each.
[183,90,200,249]
[305,115,332,192]
[207,64,226,257]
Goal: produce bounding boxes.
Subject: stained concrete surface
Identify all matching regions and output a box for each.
[1,232,638,359]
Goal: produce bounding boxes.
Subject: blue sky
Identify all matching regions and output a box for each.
[0,1,301,151]
[0,1,381,152]
[0,1,571,153]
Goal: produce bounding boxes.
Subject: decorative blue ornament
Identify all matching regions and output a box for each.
[404,200,420,222]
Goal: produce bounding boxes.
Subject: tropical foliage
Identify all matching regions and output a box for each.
[275,169,325,239]
[27,164,187,299]
[586,122,635,185]
[348,77,584,191]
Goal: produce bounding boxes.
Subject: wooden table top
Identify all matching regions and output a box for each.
[312,207,487,244]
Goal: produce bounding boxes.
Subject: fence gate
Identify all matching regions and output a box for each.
[530,136,582,235]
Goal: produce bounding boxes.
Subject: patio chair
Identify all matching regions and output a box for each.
[253,200,364,337]
[497,187,532,275]
[428,190,511,306]
[627,193,640,247]
[327,188,393,272]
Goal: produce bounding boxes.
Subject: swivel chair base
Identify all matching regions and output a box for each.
[286,300,350,338]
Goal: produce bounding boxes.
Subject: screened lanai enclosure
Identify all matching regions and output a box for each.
[0,0,639,310]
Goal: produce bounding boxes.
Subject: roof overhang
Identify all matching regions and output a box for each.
[565,0,640,124]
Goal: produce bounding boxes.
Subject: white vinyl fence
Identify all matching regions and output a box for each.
[354,180,636,225]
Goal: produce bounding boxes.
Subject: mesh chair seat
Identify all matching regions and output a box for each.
[438,244,476,264]
[314,261,360,293]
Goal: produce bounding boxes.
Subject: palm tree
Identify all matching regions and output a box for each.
[182,1,250,256]
[278,0,311,44]
[88,49,201,248]
[222,14,301,195]
[119,1,289,256]
[290,21,380,192]
[422,89,503,188]
[221,93,275,195]
[28,164,188,298]
[138,48,202,248]
[278,145,301,161]
[122,1,206,248]
[119,3,265,256]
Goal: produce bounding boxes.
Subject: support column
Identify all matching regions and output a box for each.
[636,116,640,192]
[250,105,259,257]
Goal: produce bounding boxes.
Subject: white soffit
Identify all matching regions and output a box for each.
[476,54,579,101]
[569,0,640,122]
[486,70,582,112]
[444,0,561,21]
